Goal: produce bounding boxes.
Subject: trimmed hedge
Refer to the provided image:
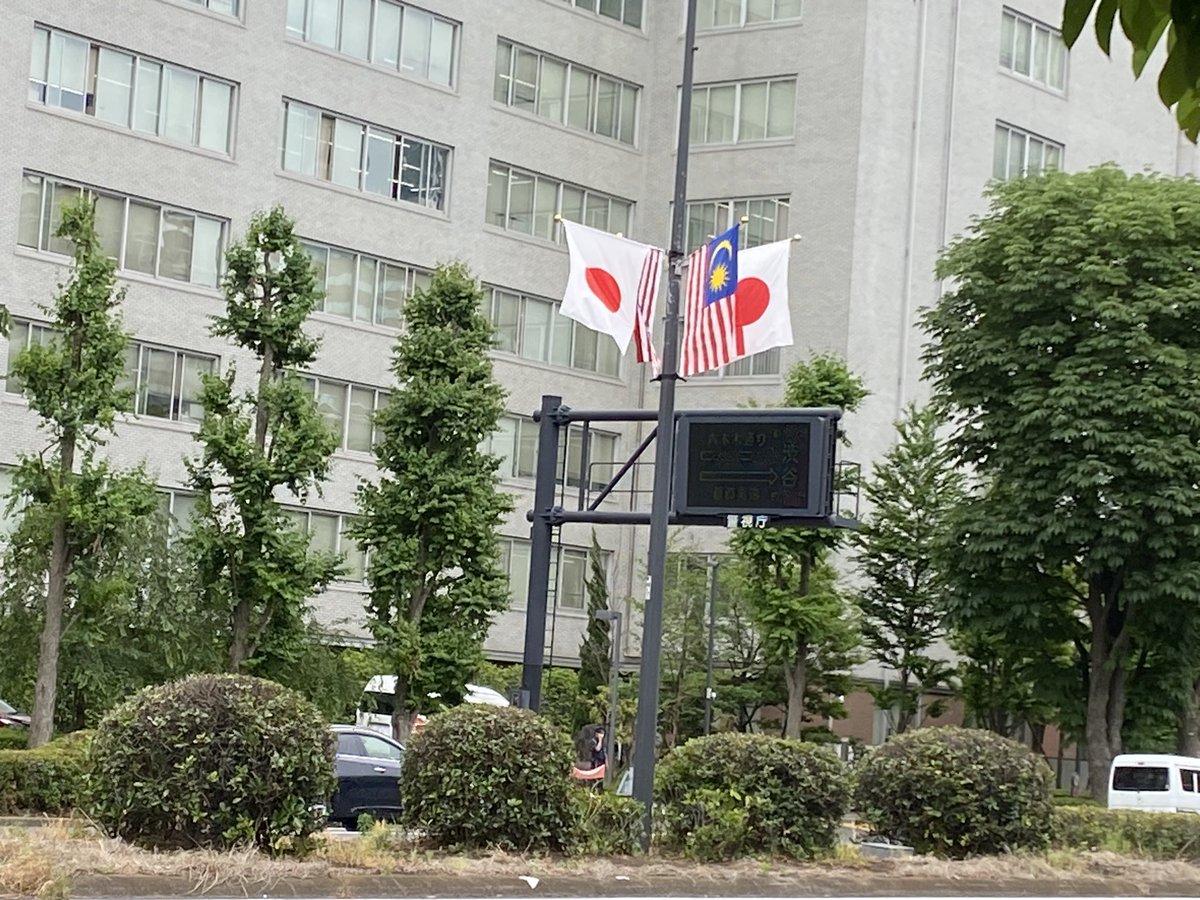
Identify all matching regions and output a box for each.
[0,746,85,815]
[88,674,335,854]
[400,705,576,851]
[571,789,643,856]
[0,728,28,751]
[1054,806,1200,860]
[855,726,1054,858]
[655,732,850,860]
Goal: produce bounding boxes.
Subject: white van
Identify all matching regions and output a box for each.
[355,675,510,734]
[1108,754,1200,813]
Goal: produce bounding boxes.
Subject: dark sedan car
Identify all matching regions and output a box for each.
[329,724,404,830]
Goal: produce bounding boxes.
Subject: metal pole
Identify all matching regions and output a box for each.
[631,0,699,849]
[704,556,719,736]
[606,611,622,787]
[519,394,563,711]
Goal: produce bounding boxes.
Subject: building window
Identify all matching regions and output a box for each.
[29,27,235,153]
[285,0,457,87]
[498,536,602,610]
[561,0,642,28]
[697,0,801,29]
[993,122,1063,180]
[181,0,241,15]
[119,342,217,424]
[0,467,21,537]
[302,240,430,329]
[486,162,632,243]
[157,489,201,537]
[300,375,390,453]
[494,40,639,145]
[685,196,790,251]
[485,415,618,491]
[487,287,620,376]
[689,78,795,145]
[4,319,54,395]
[1000,8,1067,91]
[281,100,449,211]
[285,507,367,582]
[18,172,227,288]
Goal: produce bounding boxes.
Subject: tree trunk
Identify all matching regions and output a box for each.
[227,337,276,673]
[1085,576,1128,804]
[1177,676,1200,757]
[391,678,412,743]
[782,646,808,739]
[895,670,912,734]
[228,596,252,673]
[29,434,77,748]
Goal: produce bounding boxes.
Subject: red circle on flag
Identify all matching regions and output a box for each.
[586,267,622,313]
[735,277,770,327]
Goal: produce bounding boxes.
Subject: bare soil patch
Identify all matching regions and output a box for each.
[2,823,1199,898]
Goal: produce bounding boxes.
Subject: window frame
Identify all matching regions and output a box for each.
[301,237,429,329]
[123,340,219,425]
[285,0,460,88]
[686,77,797,146]
[485,286,621,377]
[999,7,1068,93]
[558,0,643,30]
[695,0,802,30]
[494,38,639,145]
[498,535,607,611]
[281,100,451,212]
[286,506,369,584]
[18,171,227,288]
[992,121,1064,180]
[300,373,390,454]
[485,414,620,492]
[485,161,633,245]
[29,25,237,154]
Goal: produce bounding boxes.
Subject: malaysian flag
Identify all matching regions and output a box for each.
[633,247,664,374]
[680,225,739,377]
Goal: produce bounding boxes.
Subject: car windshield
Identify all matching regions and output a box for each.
[360,691,394,716]
[1112,766,1169,791]
[0,700,15,715]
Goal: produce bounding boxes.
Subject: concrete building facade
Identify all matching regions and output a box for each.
[0,0,1193,735]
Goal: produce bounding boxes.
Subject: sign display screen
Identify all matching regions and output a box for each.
[674,412,836,517]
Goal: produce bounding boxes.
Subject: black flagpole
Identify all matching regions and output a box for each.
[630,0,699,850]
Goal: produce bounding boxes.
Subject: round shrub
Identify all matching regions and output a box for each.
[87,674,335,853]
[655,732,850,860]
[854,726,1054,858]
[399,704,575,851]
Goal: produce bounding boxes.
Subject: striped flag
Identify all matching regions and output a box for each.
[680,235,739,378]
[633,247,663,374]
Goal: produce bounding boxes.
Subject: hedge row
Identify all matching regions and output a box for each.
[1053,807,1200,860]
[0,732,91,816]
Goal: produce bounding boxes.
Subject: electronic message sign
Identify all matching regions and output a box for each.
[673,410,839,518]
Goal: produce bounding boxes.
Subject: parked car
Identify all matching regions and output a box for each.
[329,724,405,831]
[1108,753,1200,814]
[0,699,30,728]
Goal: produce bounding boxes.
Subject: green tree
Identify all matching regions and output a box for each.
[731,354,868,738]
[658,548,712,746]
[852,404,963,733]
[1062,0,1200,139]
[577,531,612,702]
[353,262,511,742]
[7,198,153,747]
[711,560,785,733]
[923,165,1200,800]
[184,207,340,674]
[0,498,220,731]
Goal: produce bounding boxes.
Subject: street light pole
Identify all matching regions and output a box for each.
[630,0,699,850]
[595,608,622,787]
[704,556,719,736]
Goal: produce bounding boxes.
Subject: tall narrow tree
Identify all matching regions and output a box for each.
[185,207,339,673]
[8,198,151,746]
[853,403,964,733]
[578,531,612,700]
[731,354,868,738]
[353,262,511,742]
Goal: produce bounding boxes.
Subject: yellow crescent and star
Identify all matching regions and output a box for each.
[708,238,734,294]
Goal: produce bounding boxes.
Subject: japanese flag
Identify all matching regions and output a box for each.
[730,239,793,362]
[561,220,663,355]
